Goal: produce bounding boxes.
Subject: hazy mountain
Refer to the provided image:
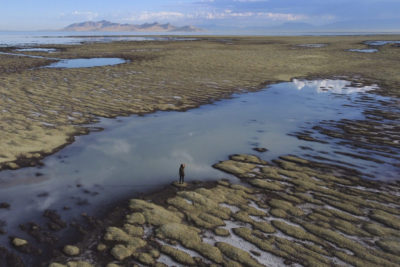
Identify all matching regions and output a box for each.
[322,19,400,32]
[63,20,203,32]
[200,19,400,34]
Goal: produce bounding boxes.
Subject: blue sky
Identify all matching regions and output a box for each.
[1,0,399,30]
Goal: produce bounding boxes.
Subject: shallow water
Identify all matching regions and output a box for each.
[0,51,127,68]
[365,40,400,46]
[0,31,197,47]
[297,44,326,48]
[15,48,57,52]
[44,58,126,68]
[0,79,398,249]
[0,51,57,60]
[348,48,378,53]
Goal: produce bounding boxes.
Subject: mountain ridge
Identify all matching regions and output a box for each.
[63,20,203,32]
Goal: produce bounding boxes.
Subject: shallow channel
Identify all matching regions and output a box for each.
[44,58,127,68]
[0,79,398,249]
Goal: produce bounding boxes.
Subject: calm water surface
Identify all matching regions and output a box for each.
[0,31,196,47]
[348,49,378,53]
[45,58,127,68]
[0,79,398,249]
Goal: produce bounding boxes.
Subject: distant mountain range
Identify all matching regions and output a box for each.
[63,20,203,32]
[199,19,400,33]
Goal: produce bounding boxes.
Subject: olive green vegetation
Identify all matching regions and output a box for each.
[160,245,196,265]
[49,154,400,267]
[63,245,80,256]
[2,35,400,169]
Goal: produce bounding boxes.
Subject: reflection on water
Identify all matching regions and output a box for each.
[0,79,398,248]
[365,40,400,46]
[15,48,57,53]
[0,51,126,68]
[45,58,126,68]
[292,79,378,94]
[297,44,326,48]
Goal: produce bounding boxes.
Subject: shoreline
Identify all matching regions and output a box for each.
[0,73,390,173]
[1,35,400,170]
[1,35,400,266]
[43,153,400,266]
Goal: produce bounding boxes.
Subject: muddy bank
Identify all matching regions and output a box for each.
[44,154,400,267]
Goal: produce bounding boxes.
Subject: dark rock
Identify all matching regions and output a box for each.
[250,250,261,256]
[37,192,49,198]
[81,213,101,227]
[43,209,67,231]
[70,222,87,235]
[0,246,24,267]
[10,237,42,255]
[253,147,268,153]
[20,222,58,244]
[0,220,6,235]
[76,198,89,206]
[284,259,293,265]
[0,202,10,209]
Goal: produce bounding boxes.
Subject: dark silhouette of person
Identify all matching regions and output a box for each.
[179,163,185,184]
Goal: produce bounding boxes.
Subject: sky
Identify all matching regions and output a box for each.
[0,0,399,31]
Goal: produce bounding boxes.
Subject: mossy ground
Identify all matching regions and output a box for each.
[49,154,400,266]
[1,35,400,169]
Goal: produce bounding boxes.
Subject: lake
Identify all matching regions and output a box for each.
[1,78,398,251]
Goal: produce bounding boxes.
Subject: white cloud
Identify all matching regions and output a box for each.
[198,10,307,21]
[71,11,99,21]
[123,8,308,24]
[127,11,185,22]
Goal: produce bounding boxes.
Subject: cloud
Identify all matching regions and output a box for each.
[126,11,185,22]
[125,9,306,23]
[197,10,307,21]
[71,11,99,21]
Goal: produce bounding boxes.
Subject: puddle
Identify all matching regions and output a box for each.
[44,58,126,68]
[0,79,398,249]
[348,49,378,53]
[365,40,400,46]
[0,51,126,68]
[297,44,326,48]
[15,48,57,53]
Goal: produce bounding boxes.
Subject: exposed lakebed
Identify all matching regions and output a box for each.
[0,79,399,261]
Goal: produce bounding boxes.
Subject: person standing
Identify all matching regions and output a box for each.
[179,164,185,184]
